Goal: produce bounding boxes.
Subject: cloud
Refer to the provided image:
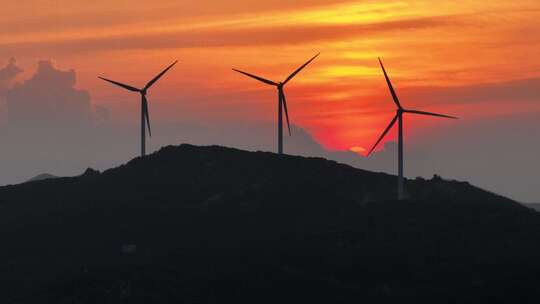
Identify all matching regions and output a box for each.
[0,15,471,57]
[0,58,22,95]
[0,0,355,36]
[0,58,23,123]
[94,104,111,122]
[5,60,95,128]
[400,77,540,106]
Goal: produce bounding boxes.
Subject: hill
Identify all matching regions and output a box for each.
[26,173,58,182]
[524,203,540,212]
[1,144,540,303]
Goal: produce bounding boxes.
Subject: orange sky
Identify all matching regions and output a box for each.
[1,0,540,152]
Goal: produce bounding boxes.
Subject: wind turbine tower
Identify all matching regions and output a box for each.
[99,61,178,156]
[233,54,319,154]
[368,58,458,200]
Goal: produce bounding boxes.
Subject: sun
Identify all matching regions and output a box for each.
[349,146,366,155]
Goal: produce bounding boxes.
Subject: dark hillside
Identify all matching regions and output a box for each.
[1,144,539,303]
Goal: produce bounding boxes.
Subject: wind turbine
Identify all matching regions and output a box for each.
[233,53,319,154]
[368,58,458,200]
[99,61,178,157]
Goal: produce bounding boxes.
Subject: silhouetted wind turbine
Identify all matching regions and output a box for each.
[368,58,458,200]
[99,61,178,157]
[233,53,319,154]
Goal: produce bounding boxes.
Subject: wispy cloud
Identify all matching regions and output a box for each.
[0,15,472,57]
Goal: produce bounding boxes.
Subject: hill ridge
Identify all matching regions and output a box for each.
[2,143,539,303]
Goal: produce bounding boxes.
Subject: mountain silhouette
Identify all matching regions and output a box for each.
[26,173,58,182]
[2,144,540,303]
[524,203,540,212]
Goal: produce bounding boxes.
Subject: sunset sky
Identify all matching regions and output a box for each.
[1,0,539,153]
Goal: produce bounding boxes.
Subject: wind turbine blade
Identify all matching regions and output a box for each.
[404,109,458,119]
[280,90,291,136]
[368,114,398,156]
[98,77,140,92]
[283,53,320,85]
[232,69,277,86]
[143,96,152,137]
[378,58,402,109]
[144,60,178,91]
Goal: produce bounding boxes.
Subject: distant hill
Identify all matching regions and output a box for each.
[2,144,540,303]
[524,203,540,212]
[26,173,58,182]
